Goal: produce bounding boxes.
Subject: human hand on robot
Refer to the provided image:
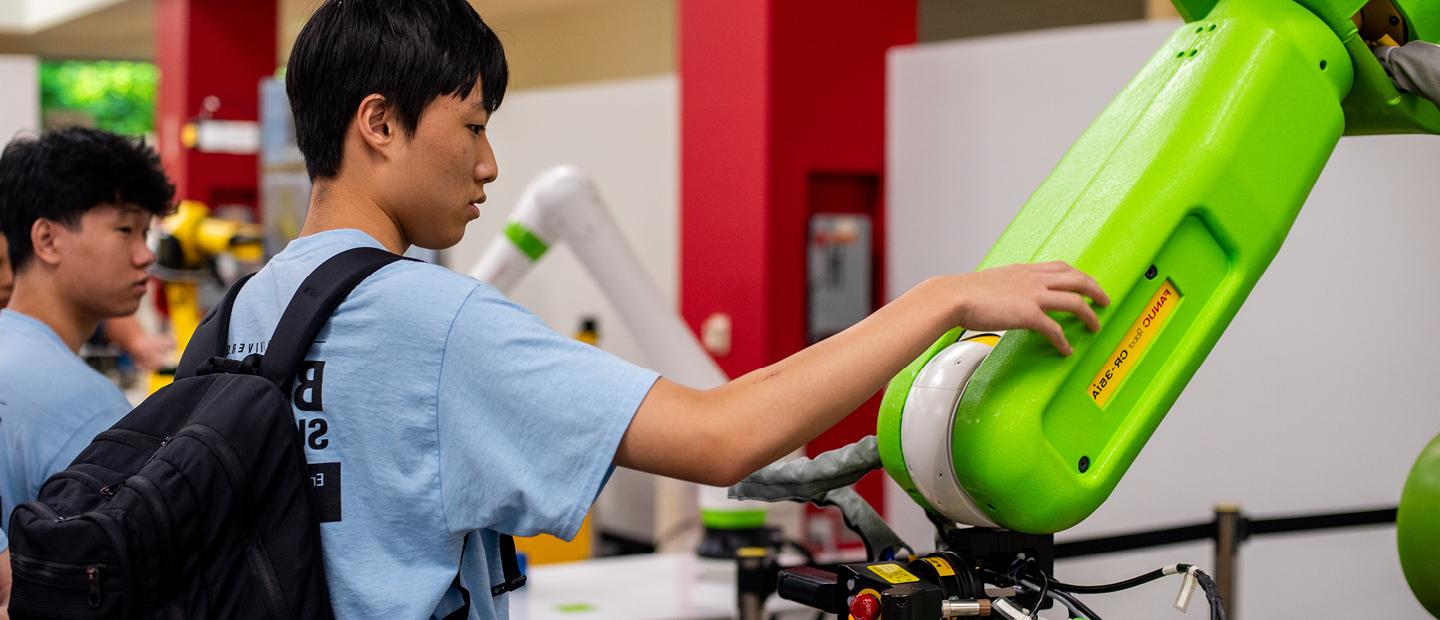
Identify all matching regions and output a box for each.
[935,262,1110,356]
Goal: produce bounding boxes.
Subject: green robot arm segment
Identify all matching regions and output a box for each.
[881,0,1356,535]
[878,0,1440,613]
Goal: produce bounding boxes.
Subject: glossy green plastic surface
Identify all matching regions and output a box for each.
[881,0,1356,534]
[1398,433,1440,617]
[1178,0,1440,133]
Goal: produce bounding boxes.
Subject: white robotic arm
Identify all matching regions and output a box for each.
[469,165,772,553]
[471,166,725,389]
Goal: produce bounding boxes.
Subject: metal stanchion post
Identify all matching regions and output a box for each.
[737,546,773,620]
[1214,503,1242,618]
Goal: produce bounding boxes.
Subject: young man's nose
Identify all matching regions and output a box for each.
[134,240,156,270]
[475,160,498,186]
[474,137,498,185]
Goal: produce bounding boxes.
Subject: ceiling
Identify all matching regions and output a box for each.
[0,0,1178,89]
[0,0,623,61]
[0,0,155,60]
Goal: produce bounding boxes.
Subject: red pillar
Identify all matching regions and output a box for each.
[155,0,276,218]
[681,2,917,524]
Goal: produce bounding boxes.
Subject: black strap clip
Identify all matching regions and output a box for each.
[491,575,527,597]
[194,353,263,377]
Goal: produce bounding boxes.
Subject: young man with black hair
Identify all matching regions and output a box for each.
[0,127,174,615]
[249,1,1109,617]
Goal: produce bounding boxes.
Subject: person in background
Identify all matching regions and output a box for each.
[1,228,11,620]
[0,235,12,308]
[0,127,175,616]
[99,314,174,373]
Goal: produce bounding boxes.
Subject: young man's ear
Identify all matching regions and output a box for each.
[28,217,66,268]
[356,94,395,151]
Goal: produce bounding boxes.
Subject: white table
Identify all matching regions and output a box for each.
[510,553,820,620]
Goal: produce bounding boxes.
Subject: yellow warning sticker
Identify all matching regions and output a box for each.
[922,557,956,576]
[866,563,920,584]
[1089,279,1181,409]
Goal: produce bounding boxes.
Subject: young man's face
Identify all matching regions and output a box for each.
[383,82,498,250]
[49,204,155,318]
[0,234,13,308]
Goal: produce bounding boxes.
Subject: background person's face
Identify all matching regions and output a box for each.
[0,234,12,308]
[50,204,154,318]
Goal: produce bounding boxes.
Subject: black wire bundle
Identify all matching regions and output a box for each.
[1019,577,1102,619]
[998,559,1102,620]
[1047,564,1227,620]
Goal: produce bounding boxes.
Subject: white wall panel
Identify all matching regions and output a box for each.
[0,54,39,142]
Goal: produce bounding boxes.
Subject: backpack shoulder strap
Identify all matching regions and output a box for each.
[493,534,527,596]
[258,246,411,390]
[175,272,258,380]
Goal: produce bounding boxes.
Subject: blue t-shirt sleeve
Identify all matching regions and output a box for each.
[436,286,659,540]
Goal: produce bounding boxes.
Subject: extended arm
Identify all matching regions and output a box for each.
[616,262,1108,487]
[1,549,10,620]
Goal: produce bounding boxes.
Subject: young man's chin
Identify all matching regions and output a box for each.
[111,296,145,318]
[414,228,468,252]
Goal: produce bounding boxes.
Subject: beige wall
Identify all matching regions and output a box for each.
[2,0,1179,89]
[1147,0,1180,18]
[920,0,1143,41]
[280,0,675,91]
[0,0,153,60]
[0,0,673,91]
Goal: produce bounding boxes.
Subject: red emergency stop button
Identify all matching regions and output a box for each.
[849,592,881,620]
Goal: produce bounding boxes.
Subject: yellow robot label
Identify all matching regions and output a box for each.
[867,563,920,584]
[922,556,956,576]
[1088,279,1180,408]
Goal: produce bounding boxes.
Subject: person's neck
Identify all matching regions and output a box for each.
[300,179,409,255]
[6,272,100,354]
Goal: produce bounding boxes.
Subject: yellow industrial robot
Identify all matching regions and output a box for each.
[147,200,263,392]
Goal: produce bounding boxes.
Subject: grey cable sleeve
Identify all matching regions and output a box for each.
[728,436,908,558]
[1375,40,1440,107]
[728,435,880,501]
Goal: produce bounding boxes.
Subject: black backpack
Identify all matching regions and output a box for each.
[7,247,524,619]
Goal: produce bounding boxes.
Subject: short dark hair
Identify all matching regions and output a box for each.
[0,127,174,272]
[286,0,509,180]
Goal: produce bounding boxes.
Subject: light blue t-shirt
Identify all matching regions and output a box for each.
[225,229,659,620]
[0,310,132,550]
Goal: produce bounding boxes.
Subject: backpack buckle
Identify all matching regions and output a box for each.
[195,353,263,377]
[490,575,527,597]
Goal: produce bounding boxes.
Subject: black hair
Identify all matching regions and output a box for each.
[286,0,509,180]
[0,127,175,272]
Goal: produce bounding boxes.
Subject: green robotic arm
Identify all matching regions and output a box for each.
[875,0,1440,614]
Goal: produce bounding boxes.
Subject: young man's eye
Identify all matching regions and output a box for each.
[117,226,134,235]
[467,124,486,135]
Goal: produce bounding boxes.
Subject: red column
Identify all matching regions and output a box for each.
[681,2,917,523]
[155,0,276,218]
